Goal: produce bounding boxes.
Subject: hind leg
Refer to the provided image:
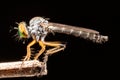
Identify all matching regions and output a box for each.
[43,41,66,55]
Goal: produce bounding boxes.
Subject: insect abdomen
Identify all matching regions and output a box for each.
[48,23,108,43]
[60,28,107,43]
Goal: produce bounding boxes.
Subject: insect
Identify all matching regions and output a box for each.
[15,16,108,61]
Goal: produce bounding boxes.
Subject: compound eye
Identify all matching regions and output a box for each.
[18,22,29,38]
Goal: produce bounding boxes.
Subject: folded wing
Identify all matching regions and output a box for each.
[48,22,108,43]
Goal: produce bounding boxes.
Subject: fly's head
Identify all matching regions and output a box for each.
[17,22,30,39]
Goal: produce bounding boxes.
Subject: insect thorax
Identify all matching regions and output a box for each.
[27,17,49,41]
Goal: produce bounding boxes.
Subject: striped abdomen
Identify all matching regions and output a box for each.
[48,22,108,43]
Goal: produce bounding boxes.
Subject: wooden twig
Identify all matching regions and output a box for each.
[0,60,47,78]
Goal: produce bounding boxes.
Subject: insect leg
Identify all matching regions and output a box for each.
[23,40,36,61]
[34,41,46,60]
[43,41,66,55]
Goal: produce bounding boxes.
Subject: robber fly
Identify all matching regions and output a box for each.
[15,16,108,61]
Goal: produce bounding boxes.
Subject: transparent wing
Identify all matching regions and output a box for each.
[49,22,99,33]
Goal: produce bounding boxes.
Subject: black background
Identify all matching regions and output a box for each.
[0,1,115,80]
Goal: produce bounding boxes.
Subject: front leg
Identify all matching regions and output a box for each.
[23,40,36,61]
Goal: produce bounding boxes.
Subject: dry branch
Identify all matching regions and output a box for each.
[0,60,47,78]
